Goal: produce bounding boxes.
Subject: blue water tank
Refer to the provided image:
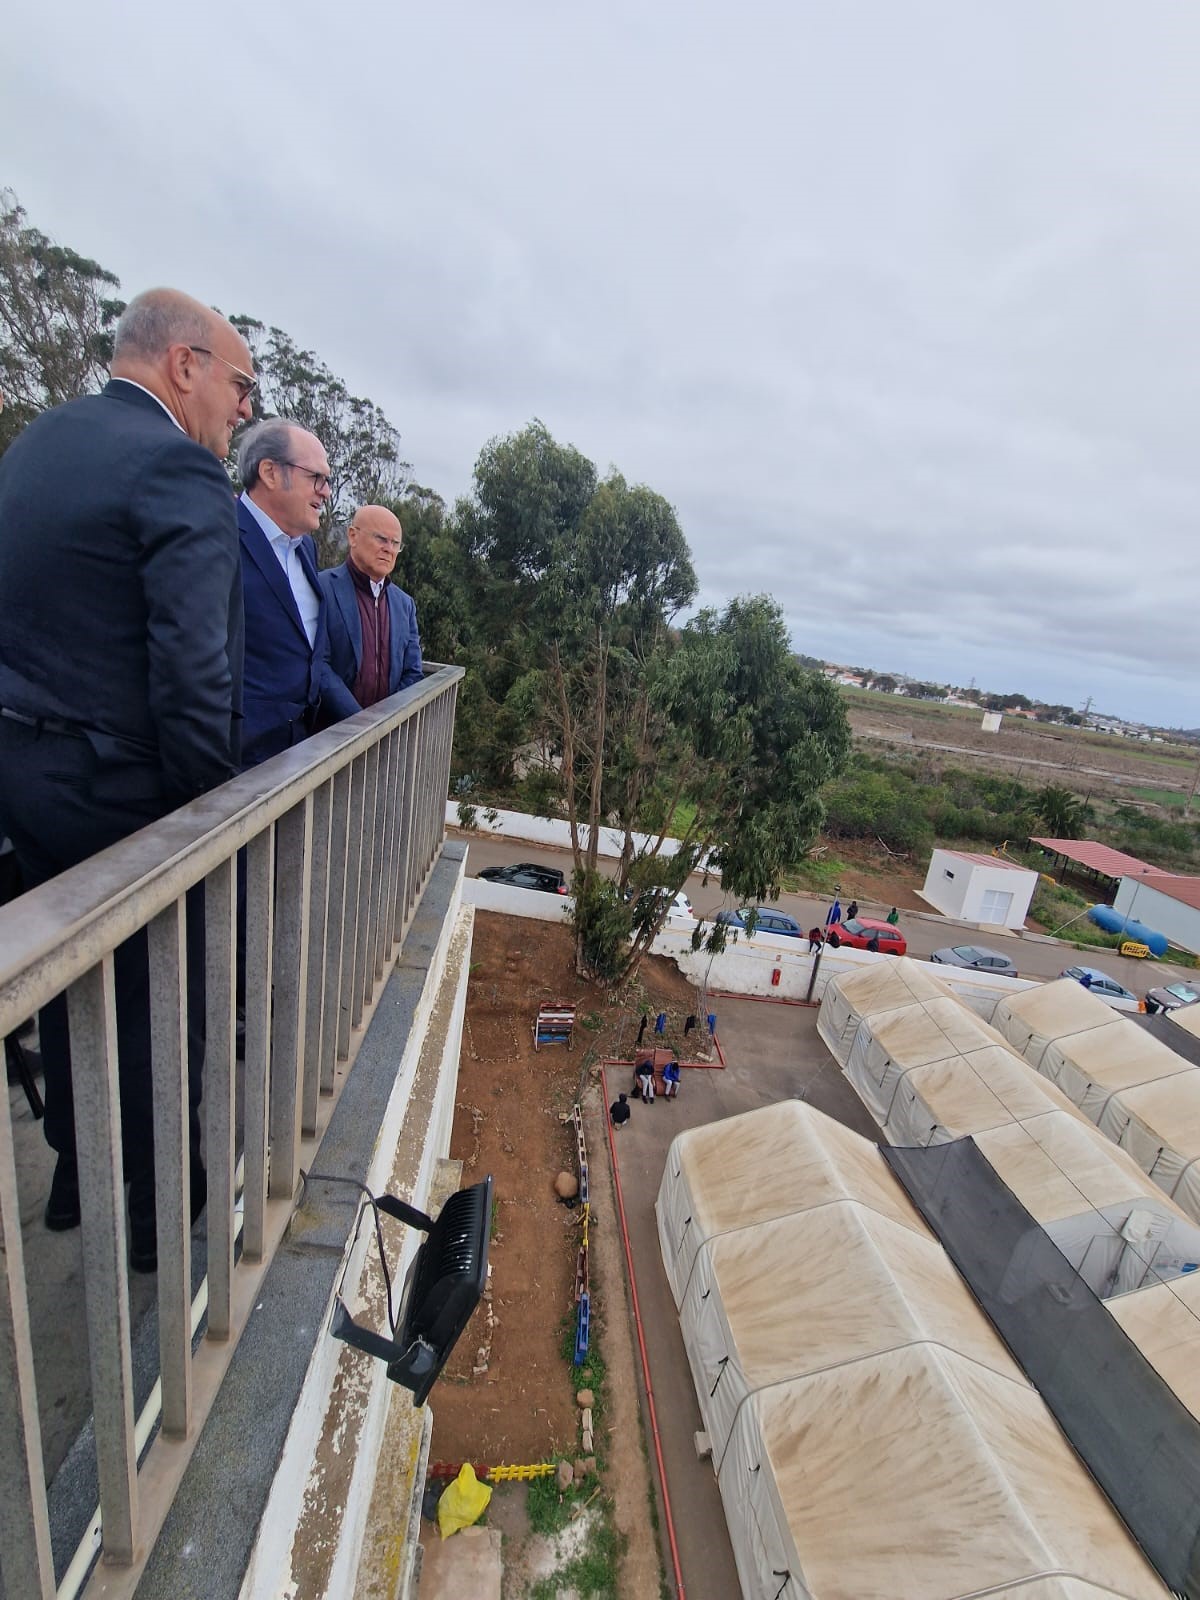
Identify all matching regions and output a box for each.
[1087,904,1168,956]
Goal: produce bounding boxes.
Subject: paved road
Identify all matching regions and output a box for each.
[454,830,1191,995]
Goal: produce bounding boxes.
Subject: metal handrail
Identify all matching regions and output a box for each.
[0,664,461,1599]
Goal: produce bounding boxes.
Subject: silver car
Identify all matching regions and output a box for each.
[930,944,1018,979]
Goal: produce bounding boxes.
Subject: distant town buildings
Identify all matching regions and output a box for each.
[815,661,1178,742]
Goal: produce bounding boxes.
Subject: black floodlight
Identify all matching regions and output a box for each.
[331,1176,493,1405]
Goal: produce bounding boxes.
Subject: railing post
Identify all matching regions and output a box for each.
[393,718,417,946]
[205,857,237,1341]
[0,1070,55,1598]
[243,829,275,1261]
[356,742,382,1013]
[322,766,352,1088]
[381,725,407,956]
[338,755,367,1056]
[269,797,313,1201]
[69,957,138,1563]
[303,781,333,1136]
[148,897,192,1438]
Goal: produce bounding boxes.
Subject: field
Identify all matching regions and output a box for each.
[839,687,1200,811]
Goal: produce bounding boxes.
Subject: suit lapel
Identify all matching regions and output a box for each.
[238,501,310,645]
[331,566,364,667]
[386,585,404,687]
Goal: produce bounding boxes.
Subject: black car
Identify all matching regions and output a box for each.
[477,862,567,895]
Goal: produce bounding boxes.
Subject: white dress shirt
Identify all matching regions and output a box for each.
[240,493,320,649]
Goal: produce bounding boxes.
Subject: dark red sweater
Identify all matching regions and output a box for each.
[347,560,392,708]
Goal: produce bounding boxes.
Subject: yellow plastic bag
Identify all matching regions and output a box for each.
[437,1463,492,1539]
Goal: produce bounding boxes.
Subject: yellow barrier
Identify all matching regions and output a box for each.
[1120,941,1150,959]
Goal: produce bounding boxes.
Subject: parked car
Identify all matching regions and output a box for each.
[837,917,907,956]
[477,862,567,895]
[930,944,1018,978]
[715,906,803,938]
[1145,980,1200,1012]
[626,885,694,920]
[1059,965,1136,1002]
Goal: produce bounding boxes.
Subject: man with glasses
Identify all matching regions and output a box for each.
[236,418,360,765]
[0,287,252,1268]
[320,504,423,710]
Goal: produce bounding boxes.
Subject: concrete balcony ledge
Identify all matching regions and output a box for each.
[48,842,471,1600]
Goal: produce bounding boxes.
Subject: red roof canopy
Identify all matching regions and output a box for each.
[1030,837,1165,881]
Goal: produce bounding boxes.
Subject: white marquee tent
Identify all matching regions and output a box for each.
[659,1102,1171,1600]
[654,1099,923,1309]
[992,979,1127,1071]
[1096,1072,1200,1224]
[973,1111,1200,1296]
[816,958,955,1067]
[1170,1005,1200,1042]
[841,994,1085,1144]
[1108,1268,1200,1418]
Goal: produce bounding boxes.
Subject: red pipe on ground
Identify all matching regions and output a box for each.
[599,1063,687,1599]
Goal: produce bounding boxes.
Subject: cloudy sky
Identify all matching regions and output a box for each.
[4,2,1197,724]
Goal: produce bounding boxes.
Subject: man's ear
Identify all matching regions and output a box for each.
[165,343,196,391]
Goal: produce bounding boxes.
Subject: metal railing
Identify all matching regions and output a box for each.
[0,665,461,1599]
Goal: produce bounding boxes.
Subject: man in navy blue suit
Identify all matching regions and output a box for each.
[320,504,423,708]
[235,419,361,766]
[0,287,253,1268]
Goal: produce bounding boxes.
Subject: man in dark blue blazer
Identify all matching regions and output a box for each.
[235,419,361,766]
[320,504,424,709]
[0,288,253,1267]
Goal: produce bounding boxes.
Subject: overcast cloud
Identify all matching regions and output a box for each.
[4,1,1197,723]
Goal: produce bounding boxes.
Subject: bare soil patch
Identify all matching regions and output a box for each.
[432,911,695,1594]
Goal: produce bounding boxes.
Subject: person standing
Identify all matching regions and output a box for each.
[236,420,360,766]
[807,926,824,953]
[320,505,423,707]
[0,288,253,1267]
[846,900,859,923]
[826,898,842,927]
[886,906,900,925]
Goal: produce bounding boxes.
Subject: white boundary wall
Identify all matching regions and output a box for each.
[461,872,1040,1013]
[446,801,717,871]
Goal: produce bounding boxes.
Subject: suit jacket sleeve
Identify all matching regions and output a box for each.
[135,437,241,801]
[396,590,424,691]
[319,652,362,721]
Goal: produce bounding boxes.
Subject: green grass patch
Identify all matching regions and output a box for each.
[1127,785,1189,809]
[779,854,851,896]
[529,1514,625,1600]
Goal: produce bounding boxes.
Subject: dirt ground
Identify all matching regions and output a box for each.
[431,911,699,1594]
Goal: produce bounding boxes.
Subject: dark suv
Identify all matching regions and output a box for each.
[477,862,567,895]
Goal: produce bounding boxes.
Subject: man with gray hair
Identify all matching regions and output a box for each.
[236,418,359,765]
[0,287,253,1269]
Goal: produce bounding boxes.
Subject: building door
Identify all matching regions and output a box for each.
[980,888,1013,924]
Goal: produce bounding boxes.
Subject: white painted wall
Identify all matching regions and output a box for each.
[1114,879,1200,956]
[446,801,717,872]
[921,849,1036,929]
[465,875,574,923]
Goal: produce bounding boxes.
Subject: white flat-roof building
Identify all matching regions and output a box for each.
[1115,872,1200,956]
[920,848,1037,929]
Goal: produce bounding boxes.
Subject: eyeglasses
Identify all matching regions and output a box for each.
[187,346,257,403]
[280,461,332,494]
[360,532,402,551]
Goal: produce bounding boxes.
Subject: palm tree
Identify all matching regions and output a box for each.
[1034,784,1086,838]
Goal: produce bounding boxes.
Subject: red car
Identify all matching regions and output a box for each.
[835,917,907,956]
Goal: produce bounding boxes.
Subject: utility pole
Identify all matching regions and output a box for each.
[1185,750,1200,817]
